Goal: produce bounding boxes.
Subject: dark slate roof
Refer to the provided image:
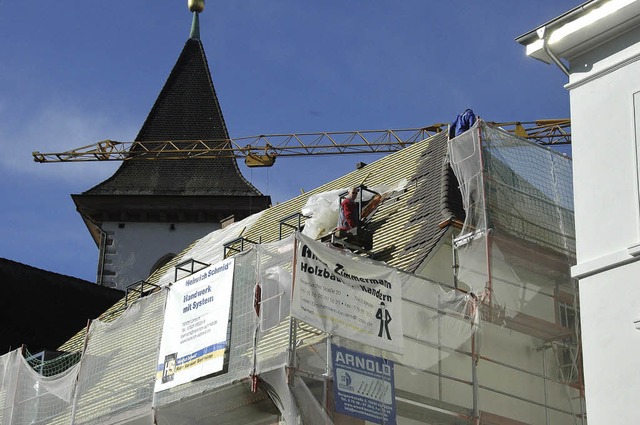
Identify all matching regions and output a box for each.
[83,38,263,198]
[0,258,123,355]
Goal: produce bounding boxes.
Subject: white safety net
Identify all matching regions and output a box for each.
[73,292,165,424]
[448,119,582,423]
[449,119,575,311]
[0,141,582,424]
[0,292,164,425]
[0,350,78,425]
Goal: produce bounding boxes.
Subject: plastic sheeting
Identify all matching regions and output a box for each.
[0,166,582,425]
[447,120,583,423]
[256,236,294,333]
[448,119,575,315]
[301,188,345,240]
[0,293,164,425]
[0,350,78,425]
[300,181,409,240]
[0,231,479,424]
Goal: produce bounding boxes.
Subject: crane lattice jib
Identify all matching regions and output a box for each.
[31,120,570,164]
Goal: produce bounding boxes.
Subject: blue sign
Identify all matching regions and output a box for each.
[332,343,396,424]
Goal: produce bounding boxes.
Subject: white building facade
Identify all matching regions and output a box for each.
[518,1,640,422]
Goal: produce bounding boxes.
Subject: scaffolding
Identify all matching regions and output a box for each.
[448,120,582,424]
[0,122,583,424]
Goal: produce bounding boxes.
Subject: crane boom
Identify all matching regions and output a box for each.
[32,119,570,166]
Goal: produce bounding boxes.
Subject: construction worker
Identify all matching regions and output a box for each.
[449,109,476,138]
[337,186,359,233]
[334,186,374,251]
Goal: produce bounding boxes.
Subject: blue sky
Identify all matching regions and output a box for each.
[0,1,578,281]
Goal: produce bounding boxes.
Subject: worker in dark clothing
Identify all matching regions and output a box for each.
[338,187,359,231]
[449,109,476,138]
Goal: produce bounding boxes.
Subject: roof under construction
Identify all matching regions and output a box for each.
[61,118,574,350]
[60,125,460,352]
[0,3,582,423]
[40,120,581,424]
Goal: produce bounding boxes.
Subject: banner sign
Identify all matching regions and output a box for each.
[292,232,403,353]
[154,258,235,392]
[332,343,396,424]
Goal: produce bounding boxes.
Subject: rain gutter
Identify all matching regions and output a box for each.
[538,26,571,77]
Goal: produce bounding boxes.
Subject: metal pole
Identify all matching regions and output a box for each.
[471,333,479,425]
[475,122,493,308]
[542,348,550,425]
[70,319,92,423]
[438,294,443,402]
[452,233,459,290]
[324,334,333,416]
[288,237,299,382]
[288,318,298,371]
[326,335,333,377]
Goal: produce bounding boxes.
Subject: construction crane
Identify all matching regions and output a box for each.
[32,119,570,167]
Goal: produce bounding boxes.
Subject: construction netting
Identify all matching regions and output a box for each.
[250,234,480,425]
[0,228,479,424]
[0,350,78,424]
[0,121,584,424]
[449,119,575,302]
[448,119,583,423]
[0,293,164,425]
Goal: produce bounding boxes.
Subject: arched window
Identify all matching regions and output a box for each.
[150,253,176,276]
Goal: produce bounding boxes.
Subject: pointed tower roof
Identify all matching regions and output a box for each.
[73,8,270,243]
[83,37,260,197]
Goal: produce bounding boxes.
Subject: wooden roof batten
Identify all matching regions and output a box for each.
[59,125,576,374]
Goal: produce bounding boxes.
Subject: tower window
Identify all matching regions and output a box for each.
[150,253,177,276]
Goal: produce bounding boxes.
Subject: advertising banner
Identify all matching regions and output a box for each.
[154,258,234,392]
[332,343,396,424]
[292,232,403,354]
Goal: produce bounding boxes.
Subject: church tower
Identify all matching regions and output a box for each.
[72,2,270,289]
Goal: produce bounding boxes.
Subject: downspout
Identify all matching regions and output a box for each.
[79,211,109,286]
[97,227,107,286]
[538,27,571,77]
